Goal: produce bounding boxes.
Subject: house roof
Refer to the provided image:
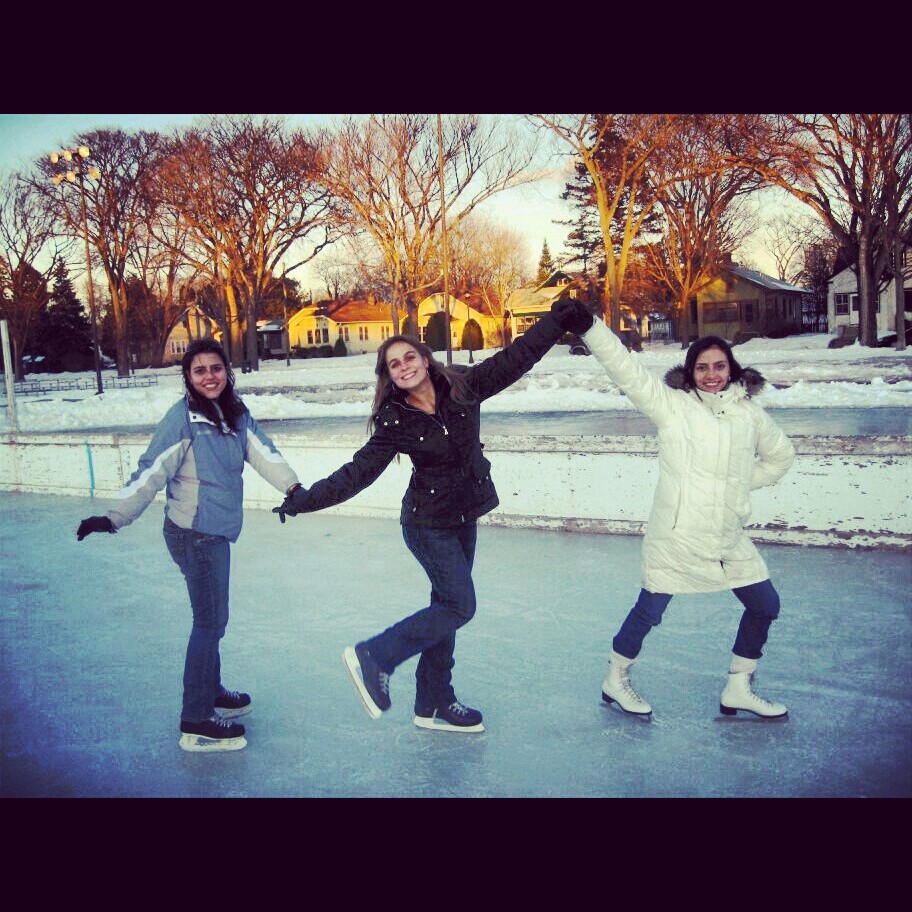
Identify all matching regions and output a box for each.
[726,265,810,294]
[290,298,394,323]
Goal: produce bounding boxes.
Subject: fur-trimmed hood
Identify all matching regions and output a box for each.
[663,364,766,397]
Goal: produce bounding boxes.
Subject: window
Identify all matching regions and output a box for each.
[834,293,850,315]
[704,303,739,322]
[743,302,754,323]
[851,295,860,312]
[359,326,369,341]
[342,326,350,342]
[321,328,329,343]
[516,316,538,334]
[307,330,314,345]
[381,326,390,340]
[170,339,187,355]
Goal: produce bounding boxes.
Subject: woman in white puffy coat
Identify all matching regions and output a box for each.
[576,314,795,720]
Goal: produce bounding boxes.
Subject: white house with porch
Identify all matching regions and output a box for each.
[827,248,912,337]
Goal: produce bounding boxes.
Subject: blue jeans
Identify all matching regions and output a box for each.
[612,579,781,661]
[366,523,478,711]
[163,518,231,722]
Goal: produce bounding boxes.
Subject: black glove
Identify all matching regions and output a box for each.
[551,299,594,335]
[76,516,116,541]
[273,484,310,523]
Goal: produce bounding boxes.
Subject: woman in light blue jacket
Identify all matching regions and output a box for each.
[76,339,301,752]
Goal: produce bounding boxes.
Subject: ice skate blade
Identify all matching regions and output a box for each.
[413,715,485,733]
[342,646,383,720]
[178,733,247,752]
[718,704,789,721]
[601,692,652,720]
[214,704,252,719]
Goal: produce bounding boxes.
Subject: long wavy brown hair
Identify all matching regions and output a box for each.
[369,335,475,433]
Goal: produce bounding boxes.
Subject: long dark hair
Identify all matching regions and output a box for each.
[180,338,246,432]
[682,335,744,391]
[369,334,475,433]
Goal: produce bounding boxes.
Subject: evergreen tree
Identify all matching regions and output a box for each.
[537,239,555,283]
[35,262,94,373]
[425,311,448,351]
[461,319,483,352]
[557,163,603,280]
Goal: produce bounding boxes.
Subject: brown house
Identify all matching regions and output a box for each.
[694,265,810,342]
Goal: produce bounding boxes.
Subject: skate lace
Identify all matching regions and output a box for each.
[449,701,469,716]
[746,674,777,708]
[378,671,390,696]
[619,670,645,704]
[209,715,237,732]
[220,689,243,701]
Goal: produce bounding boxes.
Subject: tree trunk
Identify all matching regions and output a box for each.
[858,232,878,347]
[895,235,907,352]
[224,282,243,367]
[112,281,130,377]
[246,297,260,372]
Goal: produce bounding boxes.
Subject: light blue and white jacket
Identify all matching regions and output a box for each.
[105,398,298,543]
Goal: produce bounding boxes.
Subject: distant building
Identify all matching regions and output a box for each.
[285,293,506,356]
[163,305,221,365]
[827,247,912,338]
[694,265,811,342]
[505,269,646,340]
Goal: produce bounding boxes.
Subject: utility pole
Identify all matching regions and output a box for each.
[437,114,452,365]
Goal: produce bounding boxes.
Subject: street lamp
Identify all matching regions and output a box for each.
[50,145,104,395]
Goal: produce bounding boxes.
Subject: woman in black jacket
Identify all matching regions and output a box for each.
[274,298,590,732]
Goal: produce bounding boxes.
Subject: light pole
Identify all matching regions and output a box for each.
[282,264,291,367]
[50,145,103,395]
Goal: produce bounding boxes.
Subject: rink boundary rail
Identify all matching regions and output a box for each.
[1,430,909,551]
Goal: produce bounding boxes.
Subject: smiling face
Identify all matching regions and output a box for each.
[188,351,228,400]
[384,341,431,394]
[693,346,731,393]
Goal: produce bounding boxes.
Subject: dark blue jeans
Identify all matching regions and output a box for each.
[163,518,231,722]
[613,579,781,661]
[366,523,478,711]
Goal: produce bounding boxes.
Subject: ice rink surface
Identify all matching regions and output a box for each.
[1,492,909,798]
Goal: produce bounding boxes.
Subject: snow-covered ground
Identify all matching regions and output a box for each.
[3,333,911,434]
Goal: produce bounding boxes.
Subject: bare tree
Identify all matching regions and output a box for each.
[0,172,62,379]
[151,115,339,369]
[761,203,830,284]
[748,114,912,347]
[34,129,163,376]
[127,215,199,366]
[442,214,530,346]
[320,114,539,336]
[643,114,765,343]
[528,114,677,333]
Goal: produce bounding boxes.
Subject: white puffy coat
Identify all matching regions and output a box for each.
[582,319,795,594]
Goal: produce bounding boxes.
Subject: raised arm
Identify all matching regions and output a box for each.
[581,318,677,425]
[463,300,581,401]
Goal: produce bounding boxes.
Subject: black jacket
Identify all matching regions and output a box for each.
[292,313,564,527]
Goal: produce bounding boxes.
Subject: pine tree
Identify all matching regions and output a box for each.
[537,239,555,284]
[37,262,94,372]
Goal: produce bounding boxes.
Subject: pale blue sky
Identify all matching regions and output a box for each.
[0,113,571,291]
[0,113,779,288]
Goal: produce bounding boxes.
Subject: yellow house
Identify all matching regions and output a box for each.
[287,293,505,355]
[287,298,396,355]
[163,304,221,365]
[416,293,501,349]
